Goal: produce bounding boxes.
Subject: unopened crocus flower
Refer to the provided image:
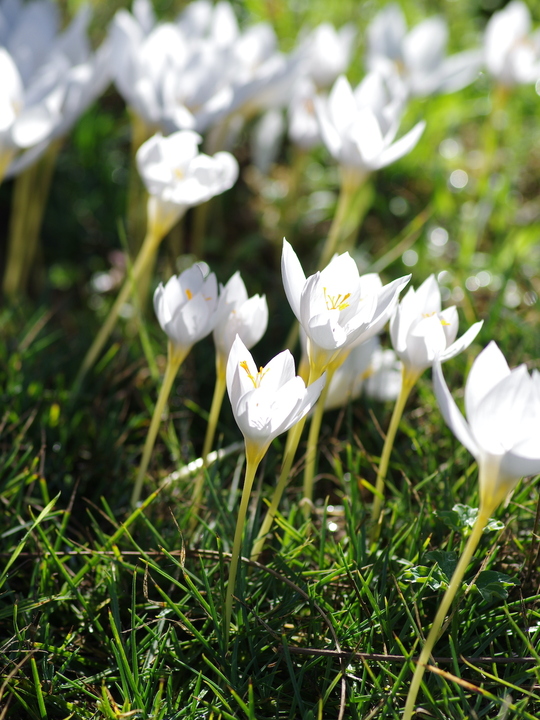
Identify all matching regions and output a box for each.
[224,335,325,642]
[366,4,481,98]
[132,264,219,508]
[403,342,540,719]
[372,276,482,529]
[484,1,540,87]
[76,131,238,392]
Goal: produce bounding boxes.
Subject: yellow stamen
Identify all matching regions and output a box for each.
[423,311,450,327]
[186,289,193,300]
[324,287,351,311]
[240,361,268,388]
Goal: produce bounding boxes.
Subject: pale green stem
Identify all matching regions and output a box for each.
[3,140,61,298]
[250,364,325,560]
[402,501,493,720]
[302,365,336,516]
[224,444,263,646]
[371,368,419,539]
[250,416,307,562]
[191,354,227,516]
[131,342,188,508]
[73,227,162,395]
[318,169,368,270]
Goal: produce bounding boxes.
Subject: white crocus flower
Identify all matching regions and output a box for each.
[282,238,410,378]
[1,5,111,178]
[433,341,540,510]
[315,73,425,182]
[390,275,483,384]
[324,336,402,410]
[484,1,540,87]
[363,348,402,402]
[405,341,540,720]
[213,272,268,362]
[154,264,219,357]
[226,335,326,458]
[296,22,356,90]
[136,130,239,237]
[367,4,481,98]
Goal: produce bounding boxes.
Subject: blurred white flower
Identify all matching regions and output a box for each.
[433,342,540,510]
[367,4,481,98]
[110,0,300,141]
[484,1,540,86]
[390,275,483,382]
[213,272,268,362]
[1,2,111,178]
[315,73,424,181]
[153,263,218,355]
[136,130,238,236]
[324,337,402,410]
[281,238,410,376]
[226,335,326,457]
[295,22,356,91]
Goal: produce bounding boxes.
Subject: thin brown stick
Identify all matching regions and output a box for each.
[278,645,537,665]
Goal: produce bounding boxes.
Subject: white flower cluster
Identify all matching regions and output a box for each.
[2,0,540,183]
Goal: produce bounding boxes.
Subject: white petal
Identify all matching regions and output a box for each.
[432,360,479,459]
[439,320,483,363]
[465,341,510,423]
[281,238,306,323]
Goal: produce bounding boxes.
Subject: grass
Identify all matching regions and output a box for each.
[2,0,540,717]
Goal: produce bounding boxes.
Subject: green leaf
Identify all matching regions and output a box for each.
[436,504,505,536]
[473,571,519,603]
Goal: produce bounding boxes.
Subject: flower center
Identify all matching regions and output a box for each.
[324,287,351,311]
[185,289,193,300]
[240,361,268,388]
[422,311,450,326]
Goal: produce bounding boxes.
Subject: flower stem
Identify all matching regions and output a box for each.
[302,366,336,516]
[370,368,418,541]
[318,170,369,270]
[191,356,227,516]
[402,502,493,720]
[131,342,188,508]
[250,416,308,562]
[73,227,162,397]
[224,445,262,646]
[3,139,61,298]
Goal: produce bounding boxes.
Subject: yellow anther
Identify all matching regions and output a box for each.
[324,287,351,311]
[240,361,268,388]
[186,288,193,300]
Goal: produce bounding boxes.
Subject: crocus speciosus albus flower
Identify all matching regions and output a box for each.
[484,1,540,87]
[282,238,410,379]
[315,73,425,181]
[403,342,540,719]
[132,263,219,508]
[434,341,540,510]
[137,130,239,237]
[372,275,482,529]
[390,275,483,384]
[281,237,409,511]
[154,264,219,358]
[224,335,326,643]
[366,3,481,98]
